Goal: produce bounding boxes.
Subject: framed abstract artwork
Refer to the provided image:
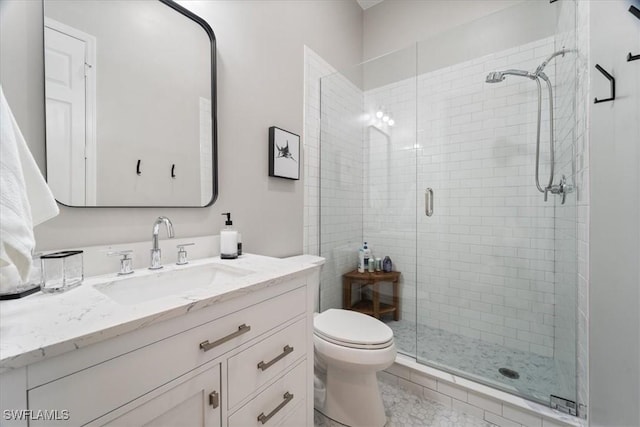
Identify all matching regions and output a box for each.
[268,126,300,180]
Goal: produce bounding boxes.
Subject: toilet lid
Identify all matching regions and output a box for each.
[314,309,394,347]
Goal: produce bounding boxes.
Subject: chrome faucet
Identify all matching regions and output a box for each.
[150,216,175,270]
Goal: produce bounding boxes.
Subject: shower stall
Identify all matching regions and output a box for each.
[317,0,583,410]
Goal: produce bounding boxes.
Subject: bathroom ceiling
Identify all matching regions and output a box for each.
[356,0,384,10]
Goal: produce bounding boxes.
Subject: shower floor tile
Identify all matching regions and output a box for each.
[314,375,491,427]
[386,319,574,404]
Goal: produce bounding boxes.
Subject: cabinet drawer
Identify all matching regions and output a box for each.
[228,361,307,427]
[90,362,221,427]
[277,402,306,427]
[28,286,306,426]
[228,318,306,409]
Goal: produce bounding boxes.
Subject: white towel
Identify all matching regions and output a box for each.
[0,86,59,288]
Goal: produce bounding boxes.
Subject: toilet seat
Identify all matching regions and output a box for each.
[314,309,394,350]
[314,331,393,349]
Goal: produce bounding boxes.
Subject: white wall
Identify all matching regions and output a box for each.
[360,1,558,89]
[363,0,541,61]
[0,0,362,257]
[589,0,640,425]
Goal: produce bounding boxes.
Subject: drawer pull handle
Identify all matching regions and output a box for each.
[257,392,294,424]
[199,324,251,352]
[257,345,294,371]
[209,390,219,409]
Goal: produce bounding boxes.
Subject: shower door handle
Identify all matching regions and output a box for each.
[425,188,434,217]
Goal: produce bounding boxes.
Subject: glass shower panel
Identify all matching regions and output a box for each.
[319,46,418,358]
[550,0,580,407]
[319,66,365,314]
[414,25,578,404]
[361,46,417,357]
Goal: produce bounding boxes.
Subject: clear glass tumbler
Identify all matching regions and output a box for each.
[41,250,84,293]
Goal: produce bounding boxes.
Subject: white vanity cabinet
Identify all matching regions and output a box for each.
[4,274,315,427]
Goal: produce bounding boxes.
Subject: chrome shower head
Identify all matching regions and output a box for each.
[485,69,536,83]
[485,71,505,83]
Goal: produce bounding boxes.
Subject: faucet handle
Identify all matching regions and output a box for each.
[107,250,134,275]
[176,243,195,265]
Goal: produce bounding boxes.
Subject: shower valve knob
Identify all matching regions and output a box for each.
[545,176,573,205]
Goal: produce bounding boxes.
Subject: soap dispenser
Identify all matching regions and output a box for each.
[220,213,238,259]
[363,242,372,270]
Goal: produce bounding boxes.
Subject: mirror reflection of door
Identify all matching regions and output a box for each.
[44,19,97,206]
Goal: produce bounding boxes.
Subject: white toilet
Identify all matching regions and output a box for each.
[283,255,396,427]
[314,308,396,427]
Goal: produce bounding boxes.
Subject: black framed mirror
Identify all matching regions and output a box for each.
[43,0,217,207]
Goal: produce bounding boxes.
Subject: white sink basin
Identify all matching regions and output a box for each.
[95,263,253,305]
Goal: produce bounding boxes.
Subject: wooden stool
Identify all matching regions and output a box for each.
[342,270,401,320]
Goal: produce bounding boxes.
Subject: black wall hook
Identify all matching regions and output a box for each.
[136,159,142,175]
[594,64,615,104]
[171,164,176,179]
[626,6,639,62]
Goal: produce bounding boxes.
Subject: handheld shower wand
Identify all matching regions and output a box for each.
[485,49,572,204]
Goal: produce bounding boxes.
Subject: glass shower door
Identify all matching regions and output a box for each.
[414,32,578,406]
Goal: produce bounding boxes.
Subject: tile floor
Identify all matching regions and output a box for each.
[314,375,491,427]
[386,319,574,403]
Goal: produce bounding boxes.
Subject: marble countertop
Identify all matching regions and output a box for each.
[0,254,321,373]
